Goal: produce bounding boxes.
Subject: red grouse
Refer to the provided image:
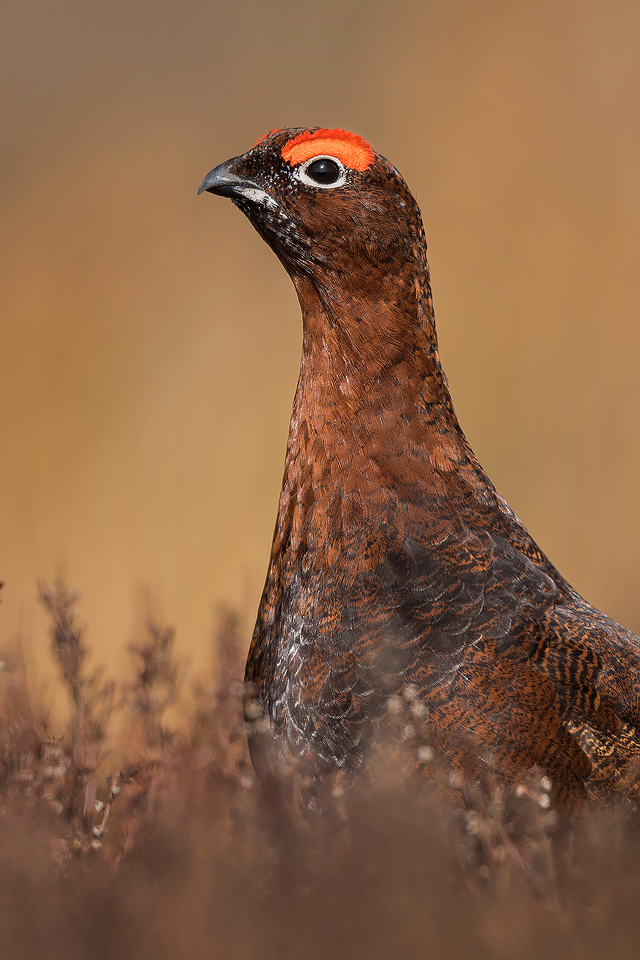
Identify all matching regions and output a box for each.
[199,127,640,813]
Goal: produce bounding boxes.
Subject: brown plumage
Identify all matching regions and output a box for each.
[199,127,640,814]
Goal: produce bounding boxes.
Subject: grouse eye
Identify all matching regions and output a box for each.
[306,158,340,183]
[296,155,347,189]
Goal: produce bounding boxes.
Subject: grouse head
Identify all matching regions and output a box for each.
[199,127,439,392]
[199,127,421,268]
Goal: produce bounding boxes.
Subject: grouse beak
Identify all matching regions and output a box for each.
[197,162,248,198]
[198,162,280,213]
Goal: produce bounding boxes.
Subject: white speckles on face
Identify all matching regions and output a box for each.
[237,186,280,210]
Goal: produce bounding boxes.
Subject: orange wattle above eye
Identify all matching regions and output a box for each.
[281,128,374,171]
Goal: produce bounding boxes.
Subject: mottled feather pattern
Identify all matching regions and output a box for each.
[200,128,640,814]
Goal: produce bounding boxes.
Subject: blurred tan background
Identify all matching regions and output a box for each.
[2,0,640,687]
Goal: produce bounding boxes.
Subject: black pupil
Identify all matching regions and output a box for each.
[306,158,341,184]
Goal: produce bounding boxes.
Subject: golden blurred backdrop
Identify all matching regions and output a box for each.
[2,0,640,689]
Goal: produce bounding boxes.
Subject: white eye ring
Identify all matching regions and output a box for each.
[295,155,348,189]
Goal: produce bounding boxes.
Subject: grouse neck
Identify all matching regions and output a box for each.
[290,269,457,428]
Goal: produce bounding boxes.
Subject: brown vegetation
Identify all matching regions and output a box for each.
[0,577,639,959]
